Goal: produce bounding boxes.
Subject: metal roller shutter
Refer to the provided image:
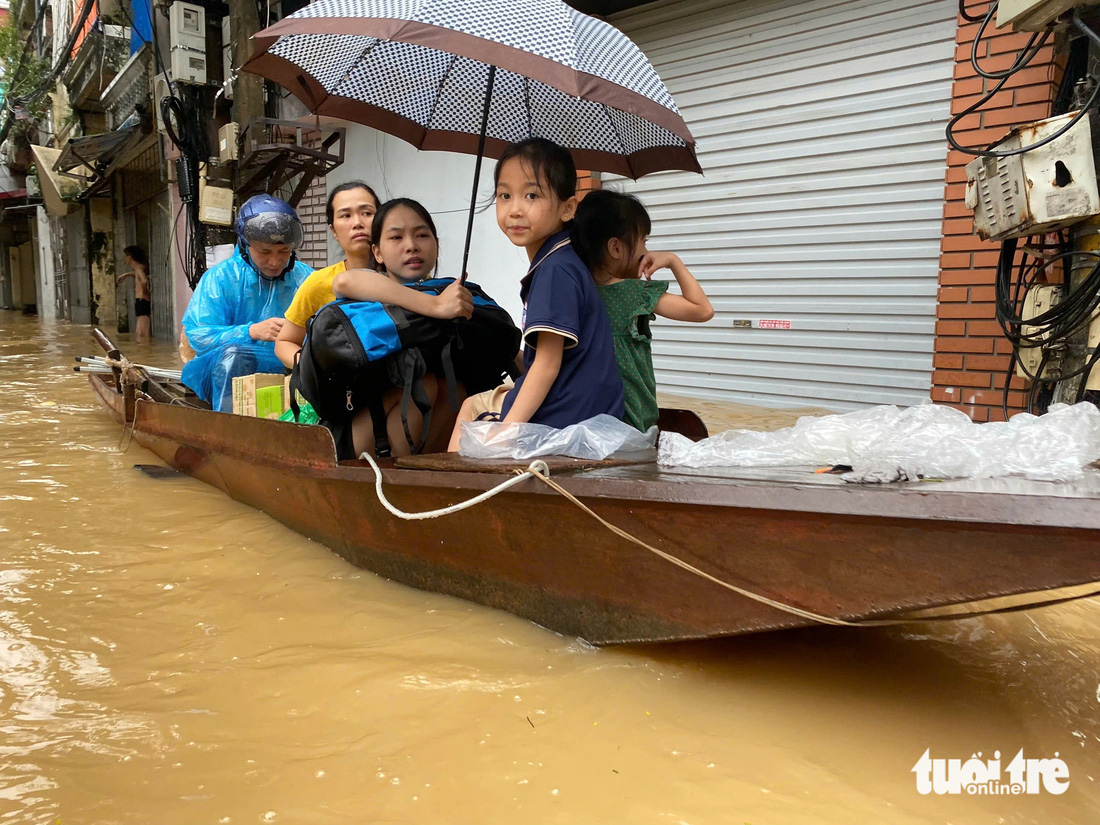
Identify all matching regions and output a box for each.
[609,0,957,410]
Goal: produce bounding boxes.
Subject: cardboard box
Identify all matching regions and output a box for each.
[232,373,286,417]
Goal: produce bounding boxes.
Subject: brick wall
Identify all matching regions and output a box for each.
[934,4,1061,421]
[297,172,331,269]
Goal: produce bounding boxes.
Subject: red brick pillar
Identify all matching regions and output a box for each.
[933,4,1061,421]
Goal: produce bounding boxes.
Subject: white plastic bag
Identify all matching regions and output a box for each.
[459,414,656,460]
[658,402,1100,483]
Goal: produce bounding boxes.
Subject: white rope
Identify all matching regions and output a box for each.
[358,452,550,520]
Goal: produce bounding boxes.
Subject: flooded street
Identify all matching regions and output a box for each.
[2,310,1099,824]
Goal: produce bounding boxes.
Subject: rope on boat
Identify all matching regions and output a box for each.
[103,354,145,386]
[117,397,139,453]
[361,455,1100,628]
[358,452,550,520]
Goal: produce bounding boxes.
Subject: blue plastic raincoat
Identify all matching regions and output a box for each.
[181,247,311,411]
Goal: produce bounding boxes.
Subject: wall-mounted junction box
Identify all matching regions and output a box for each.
[997,0,1078,31]
[199,181,234,226]
[965,111,1100,242]
[1016,284,1064,379]
[218,122,239,162]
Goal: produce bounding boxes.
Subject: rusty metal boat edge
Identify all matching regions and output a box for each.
[89,372,1100,644]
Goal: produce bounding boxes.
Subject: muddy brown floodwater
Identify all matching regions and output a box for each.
[2,310,1099,824]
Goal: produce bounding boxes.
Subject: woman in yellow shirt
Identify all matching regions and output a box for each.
[275,181,380,368]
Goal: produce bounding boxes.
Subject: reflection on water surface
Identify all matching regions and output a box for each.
[1,311,1097,824]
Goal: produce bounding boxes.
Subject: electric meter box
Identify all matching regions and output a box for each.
[965,111,1100,242]
[170,2,206,52]
[997,0,1078,31]
[171,47,207,84]
[1016,284,1064,379]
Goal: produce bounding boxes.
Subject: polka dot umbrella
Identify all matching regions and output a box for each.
[243,0,701,273]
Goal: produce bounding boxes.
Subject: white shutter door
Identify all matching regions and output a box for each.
[609,0,957,411]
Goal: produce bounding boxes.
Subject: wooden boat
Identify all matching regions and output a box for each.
[87,333,1100,644]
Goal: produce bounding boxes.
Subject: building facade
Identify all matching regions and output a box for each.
[0,0,1074,422]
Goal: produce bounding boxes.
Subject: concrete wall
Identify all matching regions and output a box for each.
[329,125,529,322]
[88,199,116,327]
[35,206,57,320]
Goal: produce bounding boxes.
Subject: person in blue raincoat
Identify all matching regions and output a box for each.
[181,195,312,411]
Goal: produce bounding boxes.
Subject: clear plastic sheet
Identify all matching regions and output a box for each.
[459,414,656,460]
[658,402,1100,483]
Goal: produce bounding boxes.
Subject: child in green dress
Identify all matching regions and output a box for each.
[572,190,714,432]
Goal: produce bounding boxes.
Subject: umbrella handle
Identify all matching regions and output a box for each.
[460,65,497,284]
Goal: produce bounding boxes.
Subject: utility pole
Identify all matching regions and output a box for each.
[229,0,265,131]
[1054,217,1100,404]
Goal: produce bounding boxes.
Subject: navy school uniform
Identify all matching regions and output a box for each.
[501,229,625,427]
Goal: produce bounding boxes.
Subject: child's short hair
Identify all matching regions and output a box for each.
[570,189,652,272]
[494,138,577,202]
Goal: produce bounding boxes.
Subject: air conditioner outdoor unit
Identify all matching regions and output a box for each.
[152,73,172,133]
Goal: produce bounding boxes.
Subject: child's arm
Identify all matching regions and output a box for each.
[332,270,473,319]
[116,271,135,285]
[502,332,564,423]
[641,252,714,323]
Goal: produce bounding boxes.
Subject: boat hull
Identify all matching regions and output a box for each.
[91,374,1100,643]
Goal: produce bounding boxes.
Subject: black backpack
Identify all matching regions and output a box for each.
[291,278,520,458]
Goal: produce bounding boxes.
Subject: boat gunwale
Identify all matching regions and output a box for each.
[93,374,1100,533]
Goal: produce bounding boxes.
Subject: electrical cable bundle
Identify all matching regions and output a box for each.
[0,0,95,146]
[119,0,216,292]
[994,237,1100,416]
[947,3,1100,416]
[946,7,1100,159]
[161,90,210,290]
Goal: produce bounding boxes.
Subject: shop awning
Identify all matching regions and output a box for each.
[30,145,90,217]
[55,124,140,178]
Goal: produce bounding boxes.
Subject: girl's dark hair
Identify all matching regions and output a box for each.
[123,245,148,267]
[570,190,652,272]
[370,198,440,274]
[493,138,577,202]
[326,180,380,224]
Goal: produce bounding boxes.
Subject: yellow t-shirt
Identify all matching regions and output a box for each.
[284,261,347,328]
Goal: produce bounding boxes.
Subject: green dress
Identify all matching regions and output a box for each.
[596,279,669,432]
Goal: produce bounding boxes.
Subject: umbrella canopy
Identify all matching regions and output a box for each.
[244,0,701,179]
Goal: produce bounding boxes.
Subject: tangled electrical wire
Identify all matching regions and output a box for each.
[946,7,1100,159]
[995,237,1100,417]
[118,0,214,291]
[949,3,1100,416]
[161,91,210,290]
[0,0,96,146]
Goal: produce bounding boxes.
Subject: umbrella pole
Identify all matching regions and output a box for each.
[460,65,496,284]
